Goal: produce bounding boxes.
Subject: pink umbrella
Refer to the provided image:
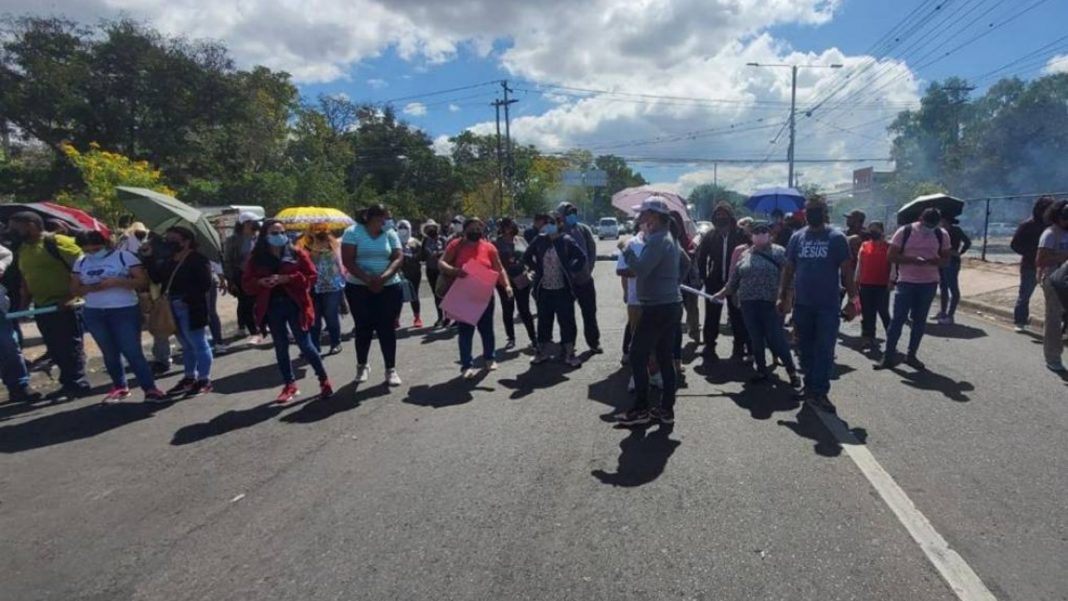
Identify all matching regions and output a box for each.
[611,187,696,238]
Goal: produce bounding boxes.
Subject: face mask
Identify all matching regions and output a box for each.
[465,231,482,242]
[398,228,411,243]
[165,241,182,253]
[383,219,396,232]
[267,233,288,247]
[805,208,825,227]
[542,223,558,236]
[315,232,329,241]
[565,214,579,227]
[751,233,770,246]
[922,219,938,230]
[85,248,108,259]
[134,231,147,241]
[450,222,462,234]
[714,216,731,227]
[427,229,439,238]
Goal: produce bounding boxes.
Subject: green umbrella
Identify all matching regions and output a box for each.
[116,187,223,260]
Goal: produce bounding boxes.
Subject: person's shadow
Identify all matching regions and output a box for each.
[591,424,681,487]
[210,363,306,395]
[498,365,569,400]
[725,380,800,420]
[923,322,987,340]
[403,372,494,408]
[777,405,868,458]
[171,399,301,445]
[281,381,388,424]
[0,401,165,453]
[895,368,975,402]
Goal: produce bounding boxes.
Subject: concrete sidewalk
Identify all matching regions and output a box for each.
[956,258,1045,328]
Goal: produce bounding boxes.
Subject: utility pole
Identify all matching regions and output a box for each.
[747,62,842,189]
[500,80,518,216]
[491,98,506,218]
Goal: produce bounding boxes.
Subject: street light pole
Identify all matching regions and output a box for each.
[746,62,842,189]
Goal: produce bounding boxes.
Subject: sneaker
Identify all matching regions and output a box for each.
[319,378,334,398]
[627,376,635,393]
[905,355,926,371]
[328,345,343,356]
[8,387,42,403]
[787,371,802,390]
[654,408,675,425]
[413,316,424,328]
[166,377,196,396]
[1045,361,1067,373]
[617,409,651,426]
[274,383,299,404]
[144,388,168,403]
[933,312,946,322]
[246,335,263,346]
[793,388,811,402]
[590,346,604,355]
[531,350,552,365]
[650,373,663,389]
[356,364,370,383]
[944,315,955,325]
[386,369,402,387]
[212,343,229,356]
[462,368,478,380]
[487,360,499,371]
[1013,324,1027,333]
[874,354,898,371]
[505,338,516,350]
[564,353,582,368]
[433,318,443,328]
[190,379,213,396]
[808,394,837,414]
[936,316,951,325]
[102,387,131,404]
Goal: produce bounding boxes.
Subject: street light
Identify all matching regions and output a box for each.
[747,62,843,188]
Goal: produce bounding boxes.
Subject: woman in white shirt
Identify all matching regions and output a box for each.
[70,231,166,403]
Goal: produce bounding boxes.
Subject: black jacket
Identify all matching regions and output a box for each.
[697,224,747,286]
[1011,219,1045,269]
[522,234,587,294]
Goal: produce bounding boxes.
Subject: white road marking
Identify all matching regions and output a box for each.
[815,411,997,601]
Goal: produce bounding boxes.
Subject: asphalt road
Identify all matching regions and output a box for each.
[2,239,1066,601]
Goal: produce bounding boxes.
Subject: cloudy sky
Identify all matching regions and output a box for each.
[7,0,1068,194]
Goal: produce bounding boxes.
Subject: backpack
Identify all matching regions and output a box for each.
[899,224,944,254]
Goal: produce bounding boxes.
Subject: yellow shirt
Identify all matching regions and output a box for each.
[17,234,82,306]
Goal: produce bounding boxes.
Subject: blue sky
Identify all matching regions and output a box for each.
[10,0,1068,193]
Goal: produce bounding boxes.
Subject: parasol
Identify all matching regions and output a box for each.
[611,187,697,238]
[116,187,222,261]
[745,187,805,213]
[274,207,355,231]
[896,193,964,225]
[0,202,110,237]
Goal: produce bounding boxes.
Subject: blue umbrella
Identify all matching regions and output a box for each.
[746,187,805,213]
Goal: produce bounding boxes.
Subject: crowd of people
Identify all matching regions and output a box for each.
[0,193,1066,421]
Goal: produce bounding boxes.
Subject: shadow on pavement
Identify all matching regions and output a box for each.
[777,404,868,458]
[498,365,570,400]
[211,364,306,395]
[725,380,800,420]
[0,401,165,453]
[170,399,303,445]
[586,368,630,411]
[281,381,390,424]
[896,368,975,402]
[591,423,680,487]
[692,356,751,385]
[403,372,494,408]
[418,328,458,345]
[924,322,988,340]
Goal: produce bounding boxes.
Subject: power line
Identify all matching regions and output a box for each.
[378,80,501,105]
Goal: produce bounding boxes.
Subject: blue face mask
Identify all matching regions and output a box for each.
[267,233,288,248]
[87,248,109,260]
[542,223,559,236]
[565,214,579,227]
[383,219,396,232]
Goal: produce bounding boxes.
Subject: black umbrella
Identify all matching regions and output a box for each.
[896,193,964,225]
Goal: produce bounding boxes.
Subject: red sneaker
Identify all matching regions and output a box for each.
[413,316,424,328]
[319,378,334,399]
[102,387,131,404]
[275,383,299,404]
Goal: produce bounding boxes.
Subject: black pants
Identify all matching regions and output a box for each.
[35,308,88,389]
[536,287,577,346]
[630,302,682,411]
[573,279,601,349]
[859,285,891,338]
[345,283,403,369]
[703,279,749,356]
[500,282,536,343]
[425,270,444,322]
[403,267,422,317]
[235,271,265,336]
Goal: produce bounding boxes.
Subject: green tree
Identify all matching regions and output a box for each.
[687,183,747,219]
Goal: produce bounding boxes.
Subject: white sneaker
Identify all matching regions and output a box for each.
[462,368,478,380]
[386,369,402,386]
[245,335,262,346]
[212,343,228,355]
[356,364,370,383]
[487,361,498,371]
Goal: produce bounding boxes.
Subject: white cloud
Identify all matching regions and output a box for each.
[367,78,388,89]
[448,103,461,113]
[431,135,454,156]
[403,102,427,116]
[1043,54,1068,75]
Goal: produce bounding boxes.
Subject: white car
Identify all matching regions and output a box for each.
[597,217,620,240]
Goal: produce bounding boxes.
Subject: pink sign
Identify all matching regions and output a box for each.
[440,261,499,325]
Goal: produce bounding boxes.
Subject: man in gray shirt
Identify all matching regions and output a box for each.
[556,202,602,354]
[618,197,682,426]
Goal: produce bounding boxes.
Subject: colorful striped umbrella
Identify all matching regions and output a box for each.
[274,207,355,231]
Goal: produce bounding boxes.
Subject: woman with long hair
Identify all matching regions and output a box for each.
[421,219,448,327]
[70,230,166,403]
[341,204,405,387]
[493,217,536,350]
[301,224,346,355]
[397,219,424,328]
[151,226,214,397]
[244,220,333,403]
[438,217,512,379]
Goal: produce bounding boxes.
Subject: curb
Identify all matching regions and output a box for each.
[957,297,1044,330]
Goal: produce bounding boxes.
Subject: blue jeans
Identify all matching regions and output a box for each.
[939,256,962,317]
[740,300,796,373]
[312,289,344,352]
[793,305,840,395]
[1014,265,1038,326]
[0,311,30,393]
[170,298,213,380]
[82,305,156,391]
[885,282,938,357]
[266,296,327,384]
[458,296,496,370]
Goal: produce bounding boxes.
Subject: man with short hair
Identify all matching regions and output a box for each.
[556,202,602,354]
[876,207,951,371]
[0,242,40,402]
[8,211,89,398]
[844,209,867,261]
[696,202,748,360]
[777,196,857,413]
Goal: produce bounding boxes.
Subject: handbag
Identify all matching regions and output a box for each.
[147,256,185,337]
[400,277,416,303]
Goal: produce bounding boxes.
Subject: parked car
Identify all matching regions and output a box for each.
[597,217,620,240]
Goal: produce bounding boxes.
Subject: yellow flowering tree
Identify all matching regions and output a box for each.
[57,142,175,227]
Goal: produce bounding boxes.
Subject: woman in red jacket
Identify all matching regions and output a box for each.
[243,220,333,404]
[856,221,893,351]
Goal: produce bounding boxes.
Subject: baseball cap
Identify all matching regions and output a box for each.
[633,196,672,216]
[238,211,260,224]
[844,209,866,220]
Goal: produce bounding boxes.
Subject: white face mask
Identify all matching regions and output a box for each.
[398,228,411,243]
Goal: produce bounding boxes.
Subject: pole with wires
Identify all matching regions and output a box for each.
[500,80,518,216]
[491,98,505,219]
